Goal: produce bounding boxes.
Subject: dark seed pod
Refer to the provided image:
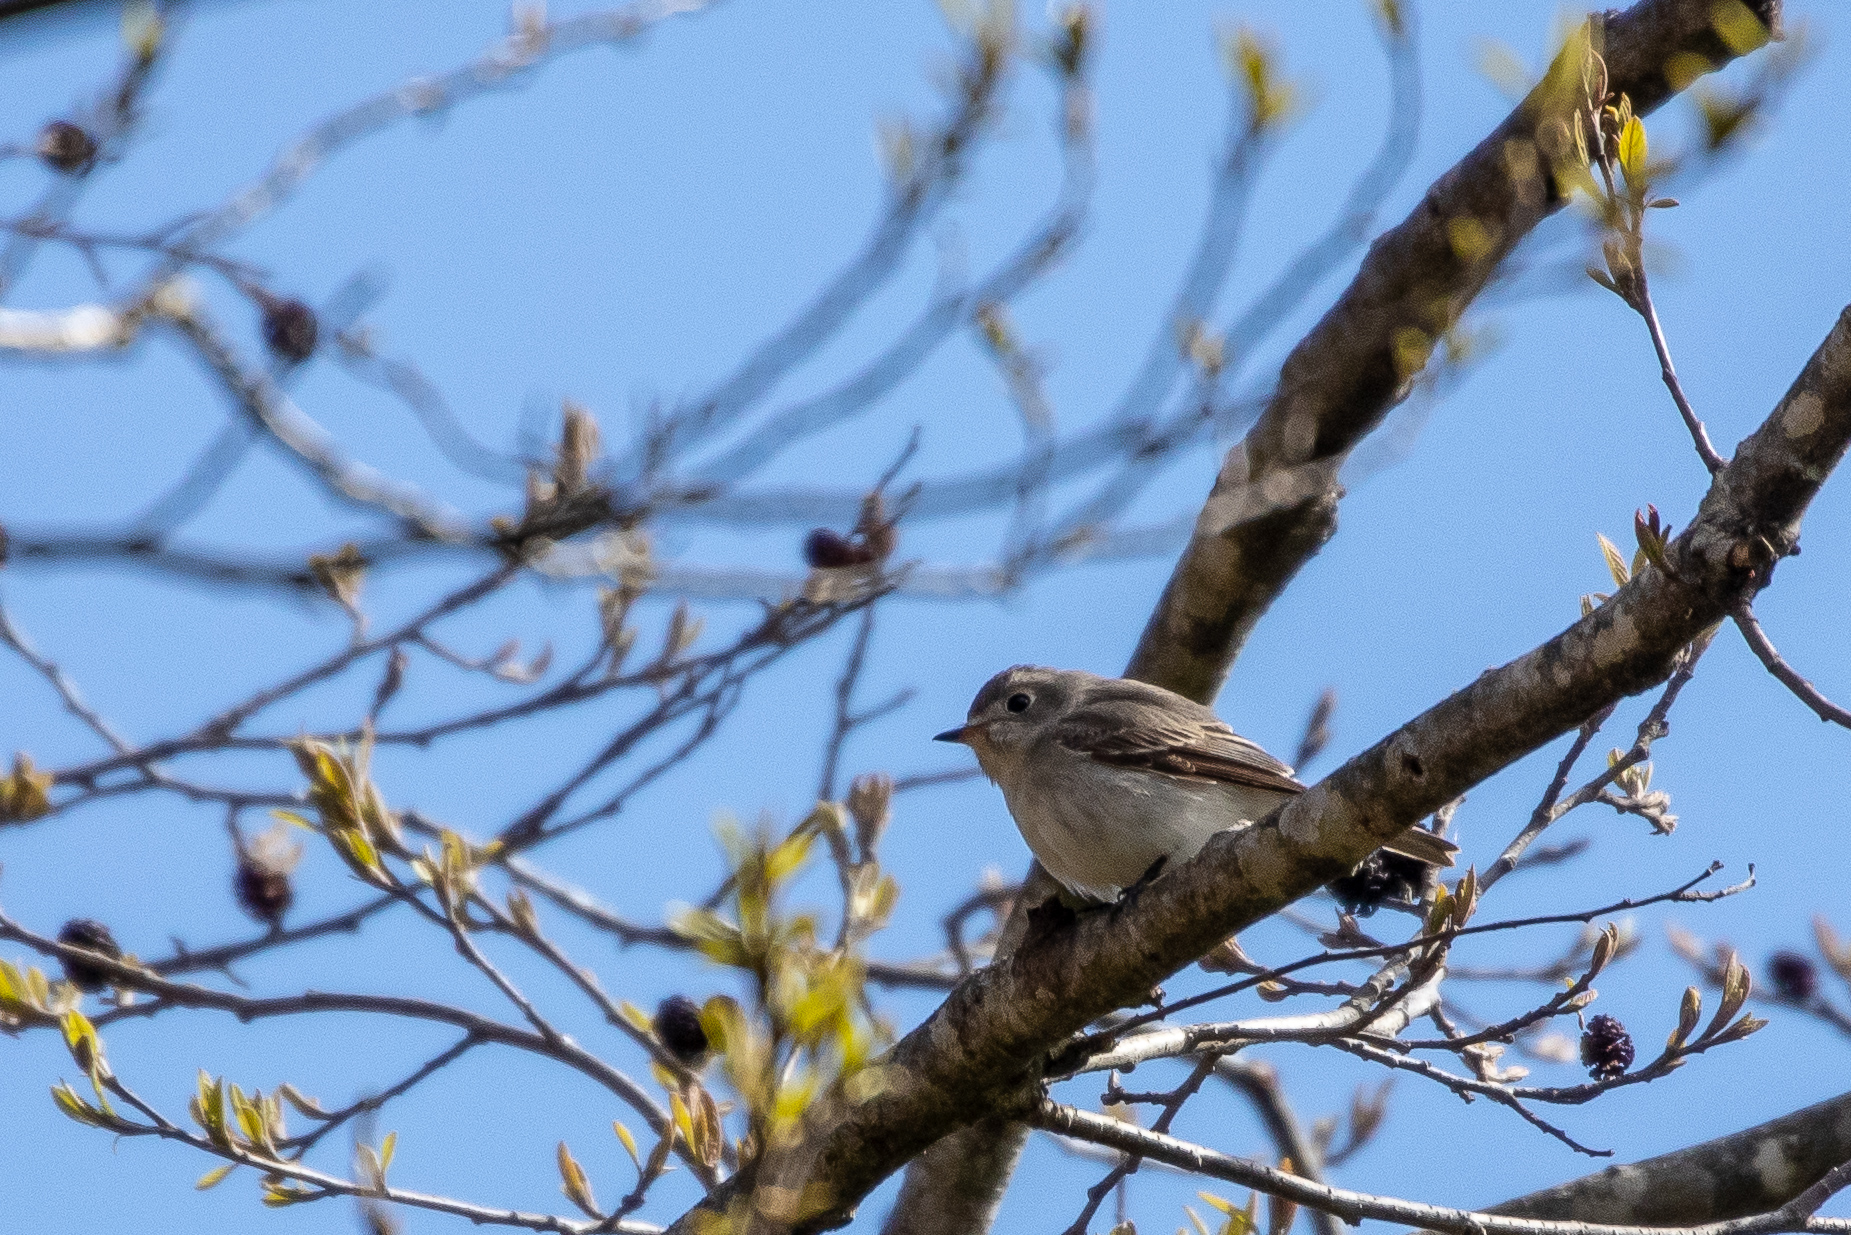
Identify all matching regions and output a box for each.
[1327,849,1429,917]
[803,528,874,570]
[37,121,98,175]
[1580,1013,1635,1080]
[653,995,710,1066]
[1767,951,1819,1003]
[859,519,897,563]
[57,918,122,992]
[260,296,319,365]
[235,852,295,928]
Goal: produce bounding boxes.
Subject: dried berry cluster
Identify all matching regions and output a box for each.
[235,851,295,927]
[259,295,319,365]
[1579,1013,1635,1080]
[1327,849,1430,917]
[57,918,122,992]
[653,995,710,1066]
[37,120,97,175]
[802,493,897,569]
[1766,950,1818,1003]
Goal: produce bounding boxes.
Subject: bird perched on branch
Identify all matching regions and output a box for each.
[936,665,1456,904]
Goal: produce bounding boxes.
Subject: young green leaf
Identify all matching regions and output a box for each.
[1597,533,1630,587]
[612,1119,642,1170]
[556,1141,600,1218]
[1617,115,1647,189]
[195,1164,237,1191]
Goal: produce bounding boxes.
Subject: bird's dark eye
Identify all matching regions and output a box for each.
[1006,692,1032,713]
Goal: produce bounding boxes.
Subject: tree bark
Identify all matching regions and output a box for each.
[877,868,1055,1235]
[1489,1090,1851,1226]
[672,304,1851,1234]
[879,1116,1029,1235]
[875,0,1785,1229]
[1124,0,1782,705]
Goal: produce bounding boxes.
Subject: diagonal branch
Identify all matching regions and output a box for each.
[1731,601,1851,728]
[1124,0,1781,705]
[1029,1099,1851,1235]
[675,304,1851,1233]
[1488,1088,1851,1226]
[874,3,1780,1229]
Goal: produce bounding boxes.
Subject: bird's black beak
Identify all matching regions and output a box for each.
[934,725,974,744]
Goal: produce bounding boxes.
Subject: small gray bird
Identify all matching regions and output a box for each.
[935,666,1457,903]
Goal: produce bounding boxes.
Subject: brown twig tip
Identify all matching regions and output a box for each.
[1732,603,1851,729]
[1294,687,1337,770]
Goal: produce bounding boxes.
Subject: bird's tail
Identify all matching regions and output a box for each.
[1380,826,1460,868]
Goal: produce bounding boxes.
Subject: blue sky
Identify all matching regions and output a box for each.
[1,1,1848,1232]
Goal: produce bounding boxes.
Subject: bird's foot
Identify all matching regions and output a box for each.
[1122,855,1168,899]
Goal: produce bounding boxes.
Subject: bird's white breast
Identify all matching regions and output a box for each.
[999,741,1290,901]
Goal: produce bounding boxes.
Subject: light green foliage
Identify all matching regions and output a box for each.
[0,753,53,822]
[671,803,898,1159]
[286,732,405,887]
[1222,26,1300,136]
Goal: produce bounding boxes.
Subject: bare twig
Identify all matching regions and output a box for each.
[91,1075,663,1234]
[1485,629,1710,890]
[0,601,132,754]
[1732,601,1851,728]
[1636,286,1729,475]
[1031,1100,1851,1235]
[1062,1057,1219,1235]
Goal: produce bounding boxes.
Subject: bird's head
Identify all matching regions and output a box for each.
[934,665,1091,776]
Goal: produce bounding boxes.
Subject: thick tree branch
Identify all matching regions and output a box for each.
[1124,0,1781,704]
[674,304,1851,1233]
[1489,1089,1851,1226]
[1030,1099,1851,1235]
[866,2,1786,1230]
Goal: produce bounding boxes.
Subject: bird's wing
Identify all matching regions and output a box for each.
[1049,691,1305,796]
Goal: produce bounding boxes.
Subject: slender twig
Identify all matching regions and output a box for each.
[1032,1100,1851,1235]
[500,856,959,990]
[164,305,473,539]
[0,912,679,1152]
[1063,1057,1219,1235]
[1732,601,1851,728]
[892,766,982,794]
[92,1075,662,1234]
[1089,863,1748,1048]
[1636,283,1728,475]
[0,601,133,754]
[1484,705,1612,888]
[221,566,510,737]
[438,894,567,1047]
[819,605,879,802]
[1068,959,1438,1075]
[1485,630,1710,891]
[1218,1058,1347,1235]
[470,892,690,1079]
[683,54,1090,489]
[148,894,400,976]
[942,883,1019,975]
[283,1033,482,1154]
